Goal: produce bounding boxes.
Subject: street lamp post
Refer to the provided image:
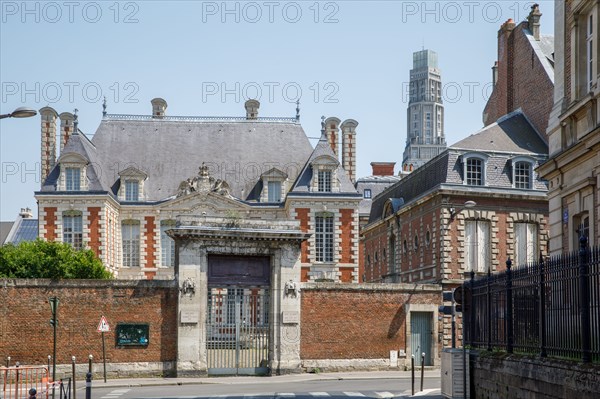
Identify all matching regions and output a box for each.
[49,297,59,399]
[0,107,37,119]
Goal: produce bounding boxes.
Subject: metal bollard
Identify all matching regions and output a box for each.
[72,356,77,399]
[420,352,425,392]
[85,372,92,399]
[88,355,93,374]
[411,354,415,395]
[48,355,51,376]
[29,388,37,399]
[5,356,9,368]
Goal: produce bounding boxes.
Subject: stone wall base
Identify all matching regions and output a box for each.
[52,361,176,380]
[471,353,600,399]
[301,358,401,372]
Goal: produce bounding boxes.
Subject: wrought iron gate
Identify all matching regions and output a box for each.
[206,287,270,375]
[410,312,433,366]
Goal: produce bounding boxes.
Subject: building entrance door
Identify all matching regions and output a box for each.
[206,255,271,376]
[410,311,433,366]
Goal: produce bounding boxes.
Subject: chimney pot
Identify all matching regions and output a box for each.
[245,99,260,120]
[527,3,542,40]
[151,98,167,119]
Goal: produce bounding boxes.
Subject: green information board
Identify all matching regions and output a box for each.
[115,323,149,347]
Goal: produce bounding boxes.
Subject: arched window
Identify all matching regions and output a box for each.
[462,152,489,186]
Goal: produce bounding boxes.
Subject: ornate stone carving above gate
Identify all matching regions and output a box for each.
[176,163,232,198]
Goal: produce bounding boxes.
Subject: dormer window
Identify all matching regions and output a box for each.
[511,156,535,189]
[260,167,287,203]
[364,189,372,199]
[65,168,81,191]
[318,170,332,192]
[57,152,88,191]
[117,166,147,202]
[125,180,139,201]
[462,152,488,186]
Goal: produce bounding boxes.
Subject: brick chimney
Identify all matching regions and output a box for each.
[245,99,260,119]
[324,117,341,158]
[59,112,74,154]
[151,98,167,118]
[527,4,542,40]
[497,18,516,115]
[371,162,395,176]
[39,107,58,185]
[340,119,358,183]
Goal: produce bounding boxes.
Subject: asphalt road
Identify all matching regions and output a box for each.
[88,377,442,399]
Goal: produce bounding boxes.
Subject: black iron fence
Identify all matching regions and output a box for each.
[464,237,600,363]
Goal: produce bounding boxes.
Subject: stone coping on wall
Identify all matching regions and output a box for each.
[300,282,442,292]
[0,279,177,288]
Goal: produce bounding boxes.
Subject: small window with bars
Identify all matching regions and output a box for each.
[466,158,483,186]
[514,161,532,189]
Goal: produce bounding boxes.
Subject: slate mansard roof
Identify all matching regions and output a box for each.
[368,110,549,223]
[40,115,317,202]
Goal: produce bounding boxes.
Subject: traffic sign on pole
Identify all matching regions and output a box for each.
[97,316,110,333]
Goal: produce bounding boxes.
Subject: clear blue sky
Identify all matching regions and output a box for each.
[0,0,554,220]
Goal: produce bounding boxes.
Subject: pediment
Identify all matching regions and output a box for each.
[311,154,339,167]
[261,167,288,180]
[159,190,250,215]
[58,152,88,164]
[118,166,148,180]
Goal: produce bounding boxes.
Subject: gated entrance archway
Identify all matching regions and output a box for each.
[206,255,271,376]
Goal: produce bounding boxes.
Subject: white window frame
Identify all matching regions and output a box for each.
[160,220,176,268]
[63,211,83,250]
[514,222,538,266]
[267,180,282,202]
[122,220,140,268]
[465,220,490,273]
[462,153,488,186]
[315,212,334,262]
[65,167,81,191]
[125,180,139,202]
[317,170,332,192]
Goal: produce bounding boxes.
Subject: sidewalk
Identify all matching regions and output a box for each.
[87,370,442,388]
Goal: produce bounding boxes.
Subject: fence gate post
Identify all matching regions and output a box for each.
[579,236,591,363]
[486,270,492,351]
[506,258,513,354]
[538,252,547,357]
[469,271,475,346]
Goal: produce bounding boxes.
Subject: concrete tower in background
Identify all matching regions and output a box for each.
[402,49,447,172]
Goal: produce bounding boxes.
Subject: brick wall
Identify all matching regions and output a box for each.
[483,20,553,140]
[0,280,178,375]
[339,209,354,264]
[44,207,57,241]
[295,208,310,264]
[300,283,440,367]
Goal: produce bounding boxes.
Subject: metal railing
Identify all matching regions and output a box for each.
[103,114,299,123]
[1,365,50,399]
[464,237,600,363]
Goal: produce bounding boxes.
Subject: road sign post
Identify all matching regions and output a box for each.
[97,316,110,383]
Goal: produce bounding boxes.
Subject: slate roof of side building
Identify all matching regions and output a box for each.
[40,114,360,202]
[368,110,549,224]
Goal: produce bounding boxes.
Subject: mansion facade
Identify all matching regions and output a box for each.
[35,99,361,283]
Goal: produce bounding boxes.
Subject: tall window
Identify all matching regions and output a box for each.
[267,181,282,202]
[515,223,538,266]
[364,189,372,199]
[65,168,81,191]
[122,220,140,267]
[317,170,332,192]
[466,158,483,186]
[125,180,139,201]
[514,161,532,189]
[315,214,334,262]
[389,234,396,277]
[160,220,176,267]
[574,213,590,248]
[465,220,490,273]
[587,13,594,91]
[63,211,82,250]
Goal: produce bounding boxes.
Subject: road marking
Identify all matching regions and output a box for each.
[374,392,395,398]
[310,393,331,397]
[100,388,130,399]
[277,394,296,397]
[343,392,366,397]
[413,388,441,396]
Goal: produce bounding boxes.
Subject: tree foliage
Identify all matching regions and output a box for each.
[0,239,112,279]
